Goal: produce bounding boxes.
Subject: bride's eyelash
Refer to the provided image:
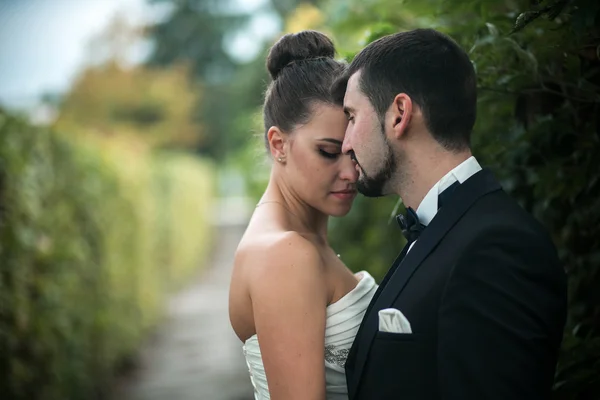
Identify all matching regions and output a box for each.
[318,149,340,159]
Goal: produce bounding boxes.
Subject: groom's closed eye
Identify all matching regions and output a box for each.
[349,151,357,163]
[343,106,356,122]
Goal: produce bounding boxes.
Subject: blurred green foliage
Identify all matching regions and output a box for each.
[0,111,215,399]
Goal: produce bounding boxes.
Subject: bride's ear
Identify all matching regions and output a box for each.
[267,126,287,161]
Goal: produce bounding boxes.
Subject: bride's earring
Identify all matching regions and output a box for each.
[277,156,285,163]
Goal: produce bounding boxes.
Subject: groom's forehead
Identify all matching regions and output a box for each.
[347,71,362,89]
[344,72,362,98]
[344,71,368,105]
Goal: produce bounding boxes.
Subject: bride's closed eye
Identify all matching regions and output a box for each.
[318,149,340,159]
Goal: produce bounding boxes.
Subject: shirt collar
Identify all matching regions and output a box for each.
[415,156,482,226]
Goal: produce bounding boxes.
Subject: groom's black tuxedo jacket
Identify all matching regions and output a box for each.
[345,169,567,400]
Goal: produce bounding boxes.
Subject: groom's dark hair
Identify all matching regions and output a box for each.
[332,28,477,151]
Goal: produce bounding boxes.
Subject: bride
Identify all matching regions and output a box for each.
[228,30,378,400]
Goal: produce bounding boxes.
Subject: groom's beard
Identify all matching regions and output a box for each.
[355,142,396,198]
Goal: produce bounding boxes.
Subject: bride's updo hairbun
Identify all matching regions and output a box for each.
[266,30,336,80]
[263,31,345,153]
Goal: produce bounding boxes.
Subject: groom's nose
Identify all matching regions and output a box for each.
[342,126,353,154]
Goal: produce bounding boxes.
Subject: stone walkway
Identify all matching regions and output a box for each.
[111,220,254,400]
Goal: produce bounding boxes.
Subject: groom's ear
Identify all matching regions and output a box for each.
[267,126,286,159]
[389,93,413,140]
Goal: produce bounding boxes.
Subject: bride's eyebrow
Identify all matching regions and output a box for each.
[317,138,342,145]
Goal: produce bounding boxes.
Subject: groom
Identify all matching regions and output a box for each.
[332,29,568,399]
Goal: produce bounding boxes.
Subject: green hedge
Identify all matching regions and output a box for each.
[0,111,215,399]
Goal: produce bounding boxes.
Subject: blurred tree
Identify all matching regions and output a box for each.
[268,0,321,20]
[86,12,146,68]
[145,0,247,84]
[54,14,202,149]
[285,2,325,32]
[54,61,202,149]
[143,0,252,159]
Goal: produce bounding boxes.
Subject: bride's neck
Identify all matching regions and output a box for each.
[260,182,329,240]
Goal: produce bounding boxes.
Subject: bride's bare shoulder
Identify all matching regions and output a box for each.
[236,230,322,268]
[235,231,325,287]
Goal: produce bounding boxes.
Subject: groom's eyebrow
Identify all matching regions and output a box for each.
[343,106,355,115]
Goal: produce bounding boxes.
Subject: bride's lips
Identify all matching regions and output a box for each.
[331,190,357,200]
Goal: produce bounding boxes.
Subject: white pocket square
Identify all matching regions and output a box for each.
[378,308,412,333]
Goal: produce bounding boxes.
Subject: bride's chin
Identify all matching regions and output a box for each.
[327,204,354,218]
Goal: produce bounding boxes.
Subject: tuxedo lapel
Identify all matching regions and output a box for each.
[345,242,409,374]
[348,169,501,398]
[360,242,409,321]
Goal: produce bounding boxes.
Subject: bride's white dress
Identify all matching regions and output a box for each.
[242,271,378,399]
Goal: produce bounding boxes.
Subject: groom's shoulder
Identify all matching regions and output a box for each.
[463,189,558,255]
[450,190,566,300]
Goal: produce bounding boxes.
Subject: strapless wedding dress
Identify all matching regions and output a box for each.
[242,271,378,400]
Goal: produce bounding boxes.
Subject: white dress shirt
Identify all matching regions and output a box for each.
[408,156,482,252]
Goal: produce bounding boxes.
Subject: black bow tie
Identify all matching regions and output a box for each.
[396,181,461,243]
[396,207,425,244]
